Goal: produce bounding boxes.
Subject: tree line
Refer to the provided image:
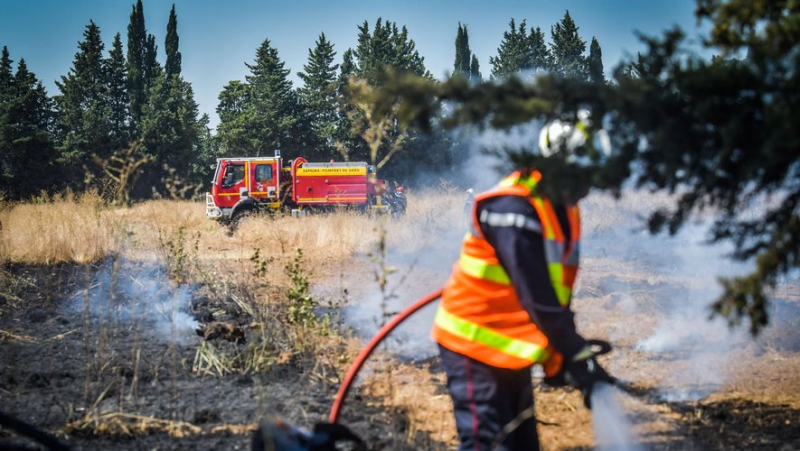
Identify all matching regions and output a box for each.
[335,0,800,333]
[0,4,603,202]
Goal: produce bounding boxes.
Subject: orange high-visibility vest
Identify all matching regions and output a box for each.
[432,171,581,374]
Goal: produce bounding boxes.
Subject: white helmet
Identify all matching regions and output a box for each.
[538,109,611,166]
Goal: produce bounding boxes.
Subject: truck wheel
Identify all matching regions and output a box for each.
[229,208,256,233]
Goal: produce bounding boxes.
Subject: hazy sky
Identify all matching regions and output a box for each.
[1,0,705,130]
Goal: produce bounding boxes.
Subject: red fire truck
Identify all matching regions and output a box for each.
[206,151,395,222]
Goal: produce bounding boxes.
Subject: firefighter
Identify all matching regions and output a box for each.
[432,112,614,450]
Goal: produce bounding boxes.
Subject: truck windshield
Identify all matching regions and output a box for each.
[222,164,245,187]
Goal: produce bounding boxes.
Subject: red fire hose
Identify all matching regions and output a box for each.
[328,289,443,424]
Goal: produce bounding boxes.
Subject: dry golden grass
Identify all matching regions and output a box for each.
[0,191,119,264]
[63,412,202,438]
[0,185,609,268]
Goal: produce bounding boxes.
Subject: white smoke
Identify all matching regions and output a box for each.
[591,384,645,451]
[69,258,199,345]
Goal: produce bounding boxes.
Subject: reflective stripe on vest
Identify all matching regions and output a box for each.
[434,307,550,363]
[460,187,580,305]
[459,251,511,285]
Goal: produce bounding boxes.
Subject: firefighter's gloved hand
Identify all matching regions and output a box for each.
[564,347,614,409]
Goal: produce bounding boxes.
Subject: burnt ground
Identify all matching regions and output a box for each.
[1,254,799,451]
[0,262,441,450]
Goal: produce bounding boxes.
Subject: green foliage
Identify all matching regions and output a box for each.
[454,23,470,76]
[106,33,130,151]
[0,51,58,199]
[159,226,200,283]
[489,12,600,81]
[359,1,800,334]
[165,5,182,79]
[126,0,161,137]
[470,54,482,81]
[54,21,113,189]
[216,39,305,157]
[126,0,146,133]
[338,19,451,179]
[454,23,481,82]
[297,33,341,160]
[136,73,203,198]
[588,37,604,84]
[250,248,268,279]
[351,18,431,84]
[550,11,588,78]
[285,248,318,327]
[490,19,550,79]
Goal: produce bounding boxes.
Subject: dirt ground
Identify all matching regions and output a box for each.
[0,261,438,450]
[1,195,799,450]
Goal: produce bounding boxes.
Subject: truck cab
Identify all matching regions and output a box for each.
[206,156,282,220]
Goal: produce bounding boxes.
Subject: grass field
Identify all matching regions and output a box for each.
[0,187,798,450]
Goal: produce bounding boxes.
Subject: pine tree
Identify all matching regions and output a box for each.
[550,11,587,78]
[352,18,430,84]
[587,37,604,83]
[216,39,302,157]
[392,24,429,78]
[528,27,550,73]
[1,58,58,198]
[490,19,549,79]
[339,48,356,83]
[55,20,112,187]
[139,74,201,179]
[106,33,130,151]
[298,33,340,159]
[165,4,182,79]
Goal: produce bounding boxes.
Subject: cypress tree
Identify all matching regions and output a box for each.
[588,37,604,83]
[144,34,161,84]
[454,23,470,76]
[0,46,12,97]
[470,54,482,81]
[126,0,161,136]
[135,3,201,199]
[550,10,587,78]
[127,0,146,132]
[165,4,182,79]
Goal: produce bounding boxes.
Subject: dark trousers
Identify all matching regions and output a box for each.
[438,345,540,451]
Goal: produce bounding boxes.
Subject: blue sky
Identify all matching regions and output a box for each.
[1,0,705,130]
